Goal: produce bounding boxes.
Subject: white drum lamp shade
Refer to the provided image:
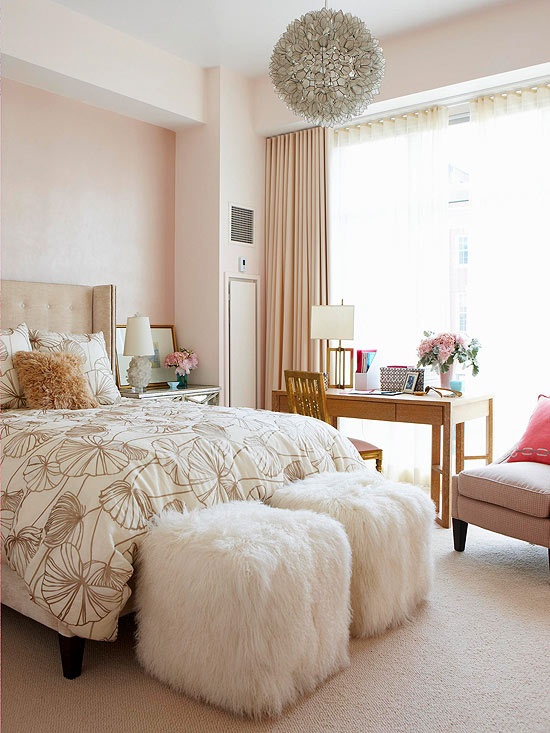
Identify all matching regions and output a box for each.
[311,305,354,341]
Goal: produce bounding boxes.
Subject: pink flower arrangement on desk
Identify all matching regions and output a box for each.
[417,331,480,376]
[164,348,199,376]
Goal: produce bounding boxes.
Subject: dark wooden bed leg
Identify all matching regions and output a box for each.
[58,634,85,679]
[452,518,468,552]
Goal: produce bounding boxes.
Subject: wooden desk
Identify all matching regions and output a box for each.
[271,389,493,529]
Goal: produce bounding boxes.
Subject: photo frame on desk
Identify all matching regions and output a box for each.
[402,371,419,393]
[116,324,177,388]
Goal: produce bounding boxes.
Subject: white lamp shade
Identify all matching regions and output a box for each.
[124,315,155,356]
[310,305,355,340]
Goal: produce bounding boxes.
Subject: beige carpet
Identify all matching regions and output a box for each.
[2,524,549,733]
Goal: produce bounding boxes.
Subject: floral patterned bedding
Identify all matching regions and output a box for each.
[1,398,363,641]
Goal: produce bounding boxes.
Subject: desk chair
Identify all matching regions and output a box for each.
[284,370,383,472]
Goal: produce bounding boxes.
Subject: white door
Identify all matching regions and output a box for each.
[228,277,257,407]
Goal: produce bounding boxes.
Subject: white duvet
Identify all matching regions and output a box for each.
[1,398,363,640]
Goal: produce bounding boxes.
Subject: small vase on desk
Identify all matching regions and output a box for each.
[177,373,188,389]
[439,364,453,389]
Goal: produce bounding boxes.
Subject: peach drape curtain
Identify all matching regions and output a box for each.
[264,127,328,407]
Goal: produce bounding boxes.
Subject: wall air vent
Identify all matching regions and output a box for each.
[230,204,254,246]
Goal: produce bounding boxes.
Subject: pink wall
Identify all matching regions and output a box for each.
[379,0,550,102]
[175,68,266,406]
[219,68,265,406]
[175,69,221,389]
[1,79,175,324]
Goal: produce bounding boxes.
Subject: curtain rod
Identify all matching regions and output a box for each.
[333,79,550,132]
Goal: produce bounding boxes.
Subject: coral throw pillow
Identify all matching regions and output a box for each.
[508,395,550,466]
[13,351,99,410]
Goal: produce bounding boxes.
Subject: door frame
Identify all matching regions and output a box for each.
[224,272,261,408]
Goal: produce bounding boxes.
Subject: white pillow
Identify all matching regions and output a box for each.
[29,329,121,405]
[1,323,32,409]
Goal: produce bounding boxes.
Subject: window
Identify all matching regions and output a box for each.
[328,85,550,475]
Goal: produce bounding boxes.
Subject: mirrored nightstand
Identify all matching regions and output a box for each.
[121,385,220,405]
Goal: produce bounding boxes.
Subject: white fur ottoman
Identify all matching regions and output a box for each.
[135,501,352,718]
[268,471,435,638]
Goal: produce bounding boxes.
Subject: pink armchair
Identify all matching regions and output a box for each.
[452,452,550,568]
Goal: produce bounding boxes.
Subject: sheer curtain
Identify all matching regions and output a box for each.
[327,108,449,484]
[467,85,550,453]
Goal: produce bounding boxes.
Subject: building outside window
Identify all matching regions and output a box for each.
[458,236,469,265]
[448,118,471,336]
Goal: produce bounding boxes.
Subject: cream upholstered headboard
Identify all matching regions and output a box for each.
[1,280,117,372]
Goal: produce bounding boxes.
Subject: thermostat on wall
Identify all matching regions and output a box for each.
[239,257,246,273]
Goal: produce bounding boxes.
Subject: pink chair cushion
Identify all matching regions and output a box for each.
[349,437,381,454]
[456,462,550,518]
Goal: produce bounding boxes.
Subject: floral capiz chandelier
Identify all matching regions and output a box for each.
[270,5,385,128]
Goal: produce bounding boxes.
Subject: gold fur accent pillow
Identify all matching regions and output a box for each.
[12,351,99,410]
[29,329,120,405]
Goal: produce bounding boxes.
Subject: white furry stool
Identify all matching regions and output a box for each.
[269,471,435,638]
[135,501,352,718]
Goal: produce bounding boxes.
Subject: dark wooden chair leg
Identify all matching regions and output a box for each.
[452,518,468,551]
[58,634,85,679]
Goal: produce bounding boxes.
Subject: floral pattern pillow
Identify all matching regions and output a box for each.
[29,329,121,405]
[0,323,33,409]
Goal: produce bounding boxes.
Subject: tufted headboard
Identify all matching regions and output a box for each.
[1,280,117,372]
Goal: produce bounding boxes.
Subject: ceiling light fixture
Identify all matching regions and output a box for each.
[269,2,385,128]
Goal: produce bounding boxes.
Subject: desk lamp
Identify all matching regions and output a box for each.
[311,304,355,389]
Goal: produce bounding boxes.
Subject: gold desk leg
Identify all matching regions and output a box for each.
[486,398,494,464]
[431,425,441,514]
[456,422,465,474]
[439,409,452,529]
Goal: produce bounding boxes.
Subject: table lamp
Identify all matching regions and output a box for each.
[310,304,355,389]
[124,314,155,393]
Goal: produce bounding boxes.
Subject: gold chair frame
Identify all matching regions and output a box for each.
[284,370,383,471]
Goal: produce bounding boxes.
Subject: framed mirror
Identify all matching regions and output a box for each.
[116,324,177,388]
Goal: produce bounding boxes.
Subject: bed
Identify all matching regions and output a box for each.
[1,280,364,677]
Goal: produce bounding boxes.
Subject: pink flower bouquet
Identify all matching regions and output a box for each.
[164,348,199,376]
[417,331,480,375]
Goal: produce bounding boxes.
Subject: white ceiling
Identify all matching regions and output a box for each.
[53,0,513,78]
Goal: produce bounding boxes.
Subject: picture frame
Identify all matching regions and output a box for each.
[402,371,419,393]
[116,324,177,389]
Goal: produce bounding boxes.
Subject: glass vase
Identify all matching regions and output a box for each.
[177,373,188,389]
[439,364,453,389]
